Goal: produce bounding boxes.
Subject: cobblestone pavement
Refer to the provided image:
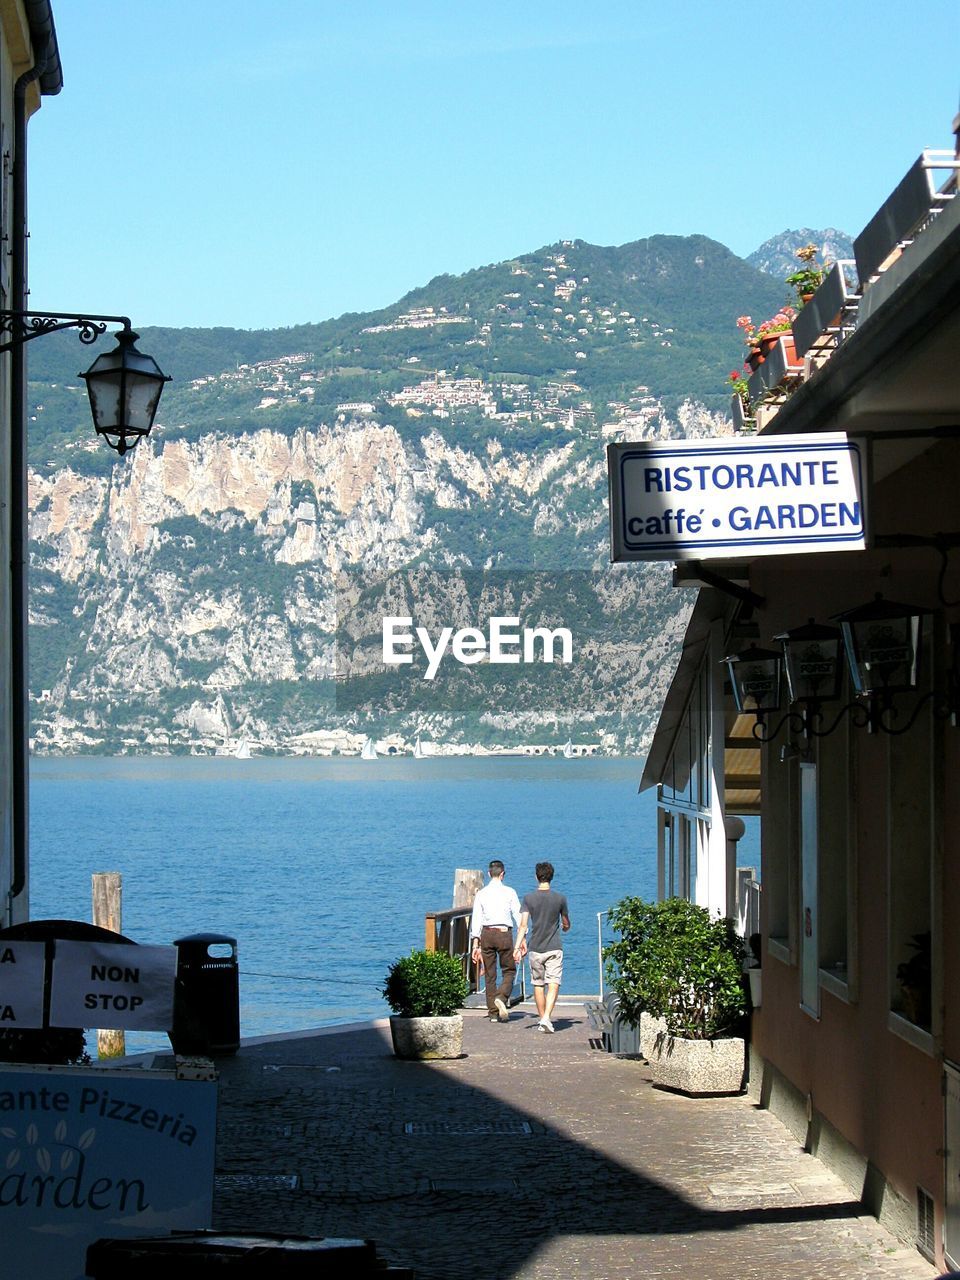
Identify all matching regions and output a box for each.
[198,1006,936,1279]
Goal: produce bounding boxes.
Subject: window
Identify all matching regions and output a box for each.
[817,714,854,994]
[762,737,793,955]
[887,636,934,1034]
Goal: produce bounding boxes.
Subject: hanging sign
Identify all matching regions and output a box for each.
[608,433,866,561]
[0,940,46,1029]
[49,941,177,1030]
[0,1064,216,1280]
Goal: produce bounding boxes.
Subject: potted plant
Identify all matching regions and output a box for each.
[736,315,762,369]
[604,896,748,1095]
[755,306,797,353]
[786,242,828,304]
[382,948,468,1060]
[728,367,751,407]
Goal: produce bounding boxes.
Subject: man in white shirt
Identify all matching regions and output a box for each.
[470,860,523,1021]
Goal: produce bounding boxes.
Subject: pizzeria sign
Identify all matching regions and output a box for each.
[607,433,866,562]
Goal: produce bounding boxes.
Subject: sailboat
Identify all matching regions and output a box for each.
[361,738,378,760]
[234,738,251,760]
[413,736,424,759]
[562,740,574,759]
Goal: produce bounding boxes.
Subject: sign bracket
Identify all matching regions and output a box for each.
[672,562,766,610]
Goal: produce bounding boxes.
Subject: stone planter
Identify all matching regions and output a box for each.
[647,1031,746,1095]
[639,1011,668,1059]
[389,1014,463,1060]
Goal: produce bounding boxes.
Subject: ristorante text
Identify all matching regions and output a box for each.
[630,457,860,537]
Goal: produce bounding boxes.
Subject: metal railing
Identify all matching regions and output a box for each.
[424,905,527,1001]
[854,149,959,283]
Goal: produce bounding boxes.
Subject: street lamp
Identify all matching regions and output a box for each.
[0,310,170,454]
[79,329,170,456]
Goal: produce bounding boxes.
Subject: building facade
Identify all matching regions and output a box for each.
[1,0,62,925]
[638,121,960,1268]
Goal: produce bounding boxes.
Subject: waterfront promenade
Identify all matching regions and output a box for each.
[185,1003,936,1279]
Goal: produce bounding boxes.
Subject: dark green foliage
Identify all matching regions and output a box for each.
[604,896,746,1039]
[0,1027,89,1066]
[382,949,468,1018]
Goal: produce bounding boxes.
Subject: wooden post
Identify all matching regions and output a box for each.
[454,869,484,991]
[425,912,438,951]
[453,868,484,909]
[92,872,125,1059]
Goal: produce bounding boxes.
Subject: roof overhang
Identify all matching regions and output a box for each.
[639,589,732,794]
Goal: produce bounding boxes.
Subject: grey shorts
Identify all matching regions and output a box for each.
[529,949,563,986]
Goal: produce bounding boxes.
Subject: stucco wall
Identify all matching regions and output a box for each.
[750,441,959,1253]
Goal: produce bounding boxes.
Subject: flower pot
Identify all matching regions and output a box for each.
[647,1031,746,1095]
[759,333,785,355]
[389,1014,463,1060]
[745,347,763,371]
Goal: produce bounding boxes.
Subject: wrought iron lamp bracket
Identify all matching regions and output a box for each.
[754,685,957,744]
[0,309,132,352]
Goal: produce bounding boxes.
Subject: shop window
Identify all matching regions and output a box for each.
[817,715,853,992]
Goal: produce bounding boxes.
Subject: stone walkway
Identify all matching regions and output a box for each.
[194,1005,936,1279]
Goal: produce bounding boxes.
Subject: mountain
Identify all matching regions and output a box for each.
[746,227,855,280]
[25,235,789,757]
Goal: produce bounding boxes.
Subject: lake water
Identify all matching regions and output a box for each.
[28,756,758,1050]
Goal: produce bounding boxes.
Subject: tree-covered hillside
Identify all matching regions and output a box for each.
[26,234,788,469]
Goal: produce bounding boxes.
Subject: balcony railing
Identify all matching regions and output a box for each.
[735,144,959,431]
[792,260,859,363]
[854,149,959,283]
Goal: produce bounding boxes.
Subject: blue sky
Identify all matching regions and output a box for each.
[26,1,960,331]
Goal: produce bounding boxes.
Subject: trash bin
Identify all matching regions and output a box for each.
[170,933,239,1056]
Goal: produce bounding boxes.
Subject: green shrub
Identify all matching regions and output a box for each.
[0,1027,90,1066]
[382,949,468,1018]
[604,896,746,1039]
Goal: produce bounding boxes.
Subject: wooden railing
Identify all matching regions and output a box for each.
[425,905,480,992]
[424,902,528,1000]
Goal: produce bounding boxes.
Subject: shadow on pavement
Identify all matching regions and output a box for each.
[208,1019,880,1280]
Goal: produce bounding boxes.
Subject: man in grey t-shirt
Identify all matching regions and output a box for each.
[514,861,570,1033]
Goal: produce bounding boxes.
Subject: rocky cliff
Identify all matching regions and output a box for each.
[25,232,831,756]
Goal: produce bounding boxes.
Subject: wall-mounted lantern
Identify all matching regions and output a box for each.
[79,328,171,455]
[831,594,928,698]
[725,597,956,740]
[0,310,170,455]
[724,646,782,715]
[774,620,844,705]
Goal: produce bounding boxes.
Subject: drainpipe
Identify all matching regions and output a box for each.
[7,15,60,922]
